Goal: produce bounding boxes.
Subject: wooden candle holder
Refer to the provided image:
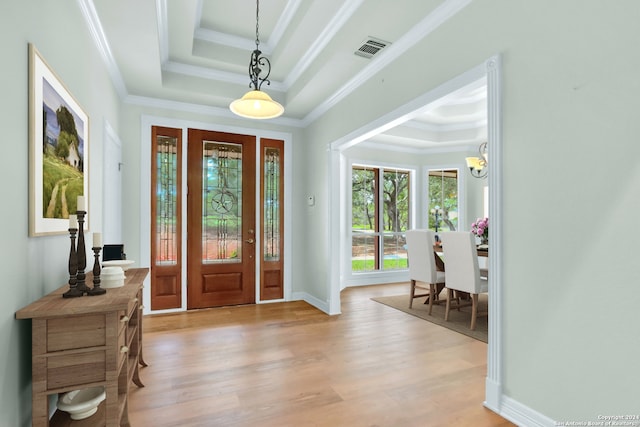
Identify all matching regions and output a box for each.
[88,247,106,296]
[62,228,82,298]
[75,210,91,294]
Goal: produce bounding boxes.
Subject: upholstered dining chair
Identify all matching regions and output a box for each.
[405,229,445,314]
[438,231,488,330]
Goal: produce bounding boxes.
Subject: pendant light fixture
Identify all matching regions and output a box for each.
[466,141,488,178]
[229,0,284,120]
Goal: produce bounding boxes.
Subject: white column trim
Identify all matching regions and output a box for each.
[484,54,503,412]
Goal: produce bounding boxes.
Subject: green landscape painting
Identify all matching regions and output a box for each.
[29,44,88,236]
[41,78,86,219]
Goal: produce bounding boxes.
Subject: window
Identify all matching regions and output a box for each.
[352,165,410,272]
[428,169,458,233]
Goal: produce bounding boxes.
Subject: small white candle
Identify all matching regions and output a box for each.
[93,232,102,248]
[69,214,77,229]
[77,195,85,211]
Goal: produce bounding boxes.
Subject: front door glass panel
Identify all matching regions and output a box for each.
[155,135,179,265]
[202,141,243,264]
[263,147,281,261]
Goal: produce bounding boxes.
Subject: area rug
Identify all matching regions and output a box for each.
[371,293,488,343]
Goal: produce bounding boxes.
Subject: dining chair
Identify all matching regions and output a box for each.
[405,229,445,313]
[438,231,488,330]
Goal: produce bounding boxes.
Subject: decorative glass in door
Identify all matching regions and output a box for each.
[202,142,243,263]
[263,147,280,262]
[156,136,178,264]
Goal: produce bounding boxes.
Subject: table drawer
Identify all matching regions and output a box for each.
[47,314,106,352]
[47,350,106,389]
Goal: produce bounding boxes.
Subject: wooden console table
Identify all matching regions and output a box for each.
[16,268,149,427]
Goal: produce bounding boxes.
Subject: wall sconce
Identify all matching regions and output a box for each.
[466,142,488,178]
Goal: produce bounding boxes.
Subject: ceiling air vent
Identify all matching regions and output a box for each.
[354,37,390,59]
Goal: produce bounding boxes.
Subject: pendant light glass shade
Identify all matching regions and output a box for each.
[230,90,284,120]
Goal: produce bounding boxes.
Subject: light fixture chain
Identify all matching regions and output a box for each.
[255,0,260,48]
[247,0,271,91]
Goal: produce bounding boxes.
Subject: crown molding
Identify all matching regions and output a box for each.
[357,139,478,155]
[403,118,488,133]
[195,27,267,53]
[193,0,302,55]
[282,0,365,88]
[157,0,169,63]
[77,0,128,98]
[162,60,287,92]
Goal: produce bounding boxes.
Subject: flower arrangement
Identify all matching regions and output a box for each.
[471,217,488,244]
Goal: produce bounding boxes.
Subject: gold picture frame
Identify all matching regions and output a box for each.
[29,44,89,236]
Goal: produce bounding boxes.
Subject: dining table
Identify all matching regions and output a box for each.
[433,243,488,271]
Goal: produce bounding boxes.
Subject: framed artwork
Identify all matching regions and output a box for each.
[29,44,89,236]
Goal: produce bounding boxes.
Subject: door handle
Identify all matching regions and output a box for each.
[245,238,255,244]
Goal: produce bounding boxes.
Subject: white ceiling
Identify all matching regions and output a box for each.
[87,0,486,150]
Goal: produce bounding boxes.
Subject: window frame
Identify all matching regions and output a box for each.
[348,161,416,282]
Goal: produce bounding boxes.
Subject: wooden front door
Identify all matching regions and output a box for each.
[187,129,256,308]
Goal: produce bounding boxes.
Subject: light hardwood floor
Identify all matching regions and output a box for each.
[128,283,514,427]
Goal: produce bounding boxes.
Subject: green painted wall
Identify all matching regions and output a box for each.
[1,2,120,425]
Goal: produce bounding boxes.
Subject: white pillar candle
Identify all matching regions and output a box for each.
[69,214,77,229]
[77,195,85,211]
[93,232,102,248]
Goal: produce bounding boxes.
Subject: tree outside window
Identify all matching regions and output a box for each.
[352,166,410,272]
[428,169,458,234]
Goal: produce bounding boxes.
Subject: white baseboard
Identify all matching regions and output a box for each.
[291,291,335,314]
[495,394,557,427]
[343,271,409,287]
